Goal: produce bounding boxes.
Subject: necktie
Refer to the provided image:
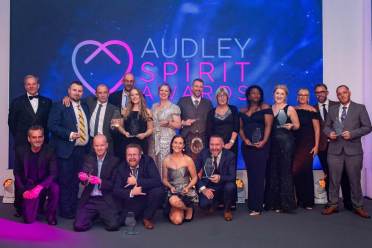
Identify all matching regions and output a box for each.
[194,100,199,108]
[213,156,218,173]
[322,104,327,121]
[131,167,138,179]
[341,106,347,122]
[93,104,103,136]
[28,95,39,100]
[77,105,87,142]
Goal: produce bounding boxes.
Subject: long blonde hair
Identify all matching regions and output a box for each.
[122,88,151,121]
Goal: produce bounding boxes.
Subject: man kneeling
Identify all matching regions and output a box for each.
[114,144,165,230]
[14,126,59,225]
[196,135,237,221]
[74,134,120,232]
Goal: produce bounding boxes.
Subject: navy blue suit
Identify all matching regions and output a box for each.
[48,101,90,218]
[196,149,237,211]
[113,155,164,222]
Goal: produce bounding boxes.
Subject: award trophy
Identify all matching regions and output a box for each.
[276,109,288,128]
[251,127,262,144]
[333,119,344,136]
[203,158,215,179]
[124,212,138,235]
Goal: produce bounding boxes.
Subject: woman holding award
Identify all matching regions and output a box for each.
[162,135,198,225]
[265,84,300,213]
[240,85,273,215]
[150,83,182,177]
[293,88,320,209]
[113,88,153,154]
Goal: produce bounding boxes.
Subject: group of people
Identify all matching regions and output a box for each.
[8,73,372,232]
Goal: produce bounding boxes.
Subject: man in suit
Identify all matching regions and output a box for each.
[314,83,352,209]
[177,78,212,161]
[13,126,59,225]
[196,135,236,221]
[48,81,90,219]
[108,72,135,109]
[322,85,372,218]
[74,134,120,232]
[8,75,52,216]
[114,144,164,230]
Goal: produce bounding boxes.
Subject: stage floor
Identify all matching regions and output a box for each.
[1,200,372,248]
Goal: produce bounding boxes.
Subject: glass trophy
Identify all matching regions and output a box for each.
[333,119,344,136]
[276,109,288,128]
[251,127,262,144]
[124,211,138,235]
[203,158,215,178]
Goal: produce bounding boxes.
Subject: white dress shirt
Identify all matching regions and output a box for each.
[317,99,329,121]
[27,92,39,114]
[71,101,89,146]
[89,102,107,137]
[338,102,350,122]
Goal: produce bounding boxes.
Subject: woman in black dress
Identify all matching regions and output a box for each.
[293,88,320,209]
[240,85,273,215]
[114,88,153,154]
[265,85,300,213]
[206,87,240,159]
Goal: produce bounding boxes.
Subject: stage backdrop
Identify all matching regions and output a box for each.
[9,0,322,169]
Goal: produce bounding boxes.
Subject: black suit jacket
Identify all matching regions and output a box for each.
[8,94,52,145]
[13,145,58,192]
[108,90,125,109]
[79,154,120,207]
[314,100,338,151]
[85,96,120,143]
[195,148,236,190]
[113,155,162,201]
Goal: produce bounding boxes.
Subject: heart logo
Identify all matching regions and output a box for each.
[72,40,134,94]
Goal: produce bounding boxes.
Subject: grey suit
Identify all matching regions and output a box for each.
[323,101,372,207]
[86,96,121,154]
[177,96,212,159]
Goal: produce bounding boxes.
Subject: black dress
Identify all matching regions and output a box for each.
[206,105,240,161]
[123,111,148,154]
[265,105,296,212]
[240,108,273,212]
[292,109,319,208]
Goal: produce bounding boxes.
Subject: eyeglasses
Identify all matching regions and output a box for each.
[315,91,327,95]
[297,94,309,97]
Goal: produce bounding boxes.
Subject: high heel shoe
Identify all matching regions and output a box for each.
[184,206,195,222]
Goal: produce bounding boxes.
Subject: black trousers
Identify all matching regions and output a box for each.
[58,146,86,217]
[198,182,236,211]
[318,148,352,209]
[74,197,120,231]
[120,186,165,224]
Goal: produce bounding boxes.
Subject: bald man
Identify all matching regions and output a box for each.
[74,134,121,231]
[108,72,136,109]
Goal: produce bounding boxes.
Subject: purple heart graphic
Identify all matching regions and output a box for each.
[72,40,134,94]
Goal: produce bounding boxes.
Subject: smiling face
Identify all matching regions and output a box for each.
[68,83,84,102]
[159,85,170,101]
[315,85,328,104]
[297,89,310,105]
[336,86,351,105]
[24,76,39,96]
[123,73,135,92]
[129,88,141,105]
[209,136,224,157]
[274,88,287,104]
[28,129,44,149]
[126,147,141,168]
[248,87,262,104]
[171,136,185,154]
[192,80,204,98]
[217,91,228,106]
[93,135,108,157]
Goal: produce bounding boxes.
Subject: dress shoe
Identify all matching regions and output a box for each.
[143,219,154,229]
[47,217,58,225]
[354,208,371,219]
[224,210,233,221]
[321,206,339,215]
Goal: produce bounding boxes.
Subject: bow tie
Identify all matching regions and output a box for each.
[28,95,39,100]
